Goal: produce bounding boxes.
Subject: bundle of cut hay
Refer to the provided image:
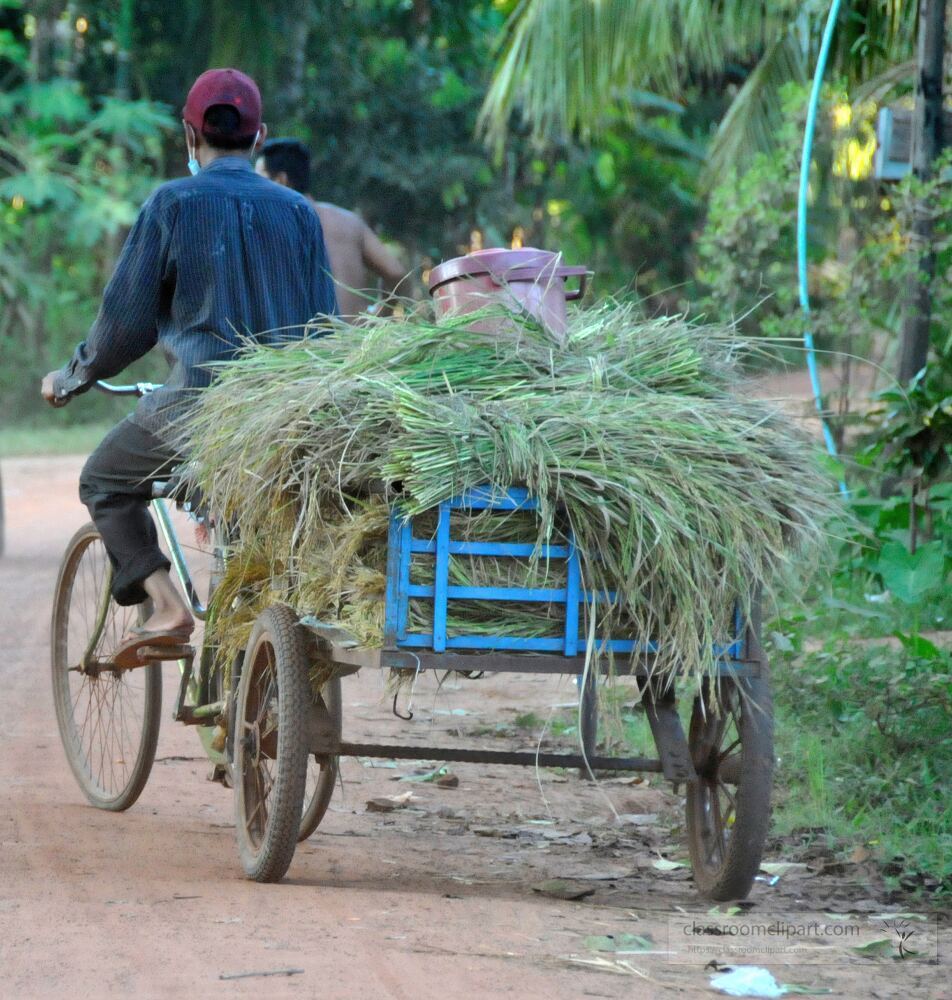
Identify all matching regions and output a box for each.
[180,301,837,684]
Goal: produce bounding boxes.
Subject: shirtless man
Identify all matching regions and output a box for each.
[255,139,405,318]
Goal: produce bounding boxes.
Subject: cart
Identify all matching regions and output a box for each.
[235,247,774,898]
[266,481,774,902]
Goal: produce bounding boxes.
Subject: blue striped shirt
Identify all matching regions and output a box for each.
[56,156,338,433]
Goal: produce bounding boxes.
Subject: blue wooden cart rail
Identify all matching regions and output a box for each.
[383,485,743,661]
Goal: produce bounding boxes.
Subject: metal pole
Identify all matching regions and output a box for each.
[898,0,946,385]
[579,667,598,778]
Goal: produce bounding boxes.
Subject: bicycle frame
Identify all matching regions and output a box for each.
[149,497,228,748]
[151,497,207,620]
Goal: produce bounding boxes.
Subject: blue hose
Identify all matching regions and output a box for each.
[797,0,849,495]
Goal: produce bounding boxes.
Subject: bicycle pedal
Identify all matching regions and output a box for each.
[137,644,195,662]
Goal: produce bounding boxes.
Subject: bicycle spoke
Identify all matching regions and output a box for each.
[718,737,741,763]
[707,785,725,865]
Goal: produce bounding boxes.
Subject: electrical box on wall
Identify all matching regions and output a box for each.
[874,105,952,180]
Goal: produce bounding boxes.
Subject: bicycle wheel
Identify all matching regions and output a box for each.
[685,665,773,900]
[234,604,310,882]
[299,674,341,841]
[51,522,162,811]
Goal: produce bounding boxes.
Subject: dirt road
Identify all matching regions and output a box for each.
[0,456,945,999]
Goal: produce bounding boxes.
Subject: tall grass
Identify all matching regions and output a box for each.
[181,301,838,682]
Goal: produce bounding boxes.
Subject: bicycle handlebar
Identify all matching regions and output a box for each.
[94,380,161,398]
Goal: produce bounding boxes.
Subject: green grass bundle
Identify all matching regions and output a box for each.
[181,301,837,682]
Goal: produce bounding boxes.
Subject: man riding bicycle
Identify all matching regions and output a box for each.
[40,69,338,666]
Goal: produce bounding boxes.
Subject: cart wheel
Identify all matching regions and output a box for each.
[299,674,341,841]
[234,605,310,882]
[685,666,773,900]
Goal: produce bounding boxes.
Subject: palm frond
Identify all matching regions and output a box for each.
[852,59,916,105]
[705,29,807,184]
[479,0,792,149]
[481,0,921,175]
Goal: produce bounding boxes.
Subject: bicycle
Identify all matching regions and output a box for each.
[51,380,341,880]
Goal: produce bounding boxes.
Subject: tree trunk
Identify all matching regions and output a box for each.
[272,0,313,125]
[28,0,65,81]
[897,0,947,384]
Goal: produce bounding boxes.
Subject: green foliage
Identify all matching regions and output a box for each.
[877,540,946,605]
[482,0,918,178]
[695,83,807,345]
[772,611,951,892]
[699,90,952,490]
[0,79,173,424]
[770,469,952,893]
[862,363,952,483]
[284,2,511,262]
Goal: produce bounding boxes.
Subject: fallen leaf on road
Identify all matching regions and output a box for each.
[396,765,447,783]
[616,813,659,826]
[219,968,304,981]
[562,866,632,881]
[852,938,895,957]
[651,858,687,872]
[564,956,637,976]
[759,861,810,877]
[531,879,596,901]
[584,933,655,953]
[366,791,415,812]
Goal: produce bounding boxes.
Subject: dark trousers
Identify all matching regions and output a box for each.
[79,417,179,606]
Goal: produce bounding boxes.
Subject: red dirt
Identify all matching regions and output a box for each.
[0,455,946,999]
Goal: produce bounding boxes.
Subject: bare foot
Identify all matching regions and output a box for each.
[123,568,194,641]
[132,612,194,638]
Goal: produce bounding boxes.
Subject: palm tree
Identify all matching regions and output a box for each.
[480,0,919,173]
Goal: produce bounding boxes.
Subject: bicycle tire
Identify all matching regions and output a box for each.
[298,674,341,841]
[233,604,310,882]
[51,522,162,811]
[685,666,773,900]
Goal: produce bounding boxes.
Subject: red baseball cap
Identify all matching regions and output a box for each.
[184,68,262,139]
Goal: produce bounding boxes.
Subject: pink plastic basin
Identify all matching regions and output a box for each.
[427,247,588,342]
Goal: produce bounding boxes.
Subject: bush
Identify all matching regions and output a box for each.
[0,81,172,425]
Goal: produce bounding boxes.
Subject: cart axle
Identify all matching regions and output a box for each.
[331,740,663,772]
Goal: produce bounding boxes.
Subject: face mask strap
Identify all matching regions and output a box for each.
[185,122,200,176]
